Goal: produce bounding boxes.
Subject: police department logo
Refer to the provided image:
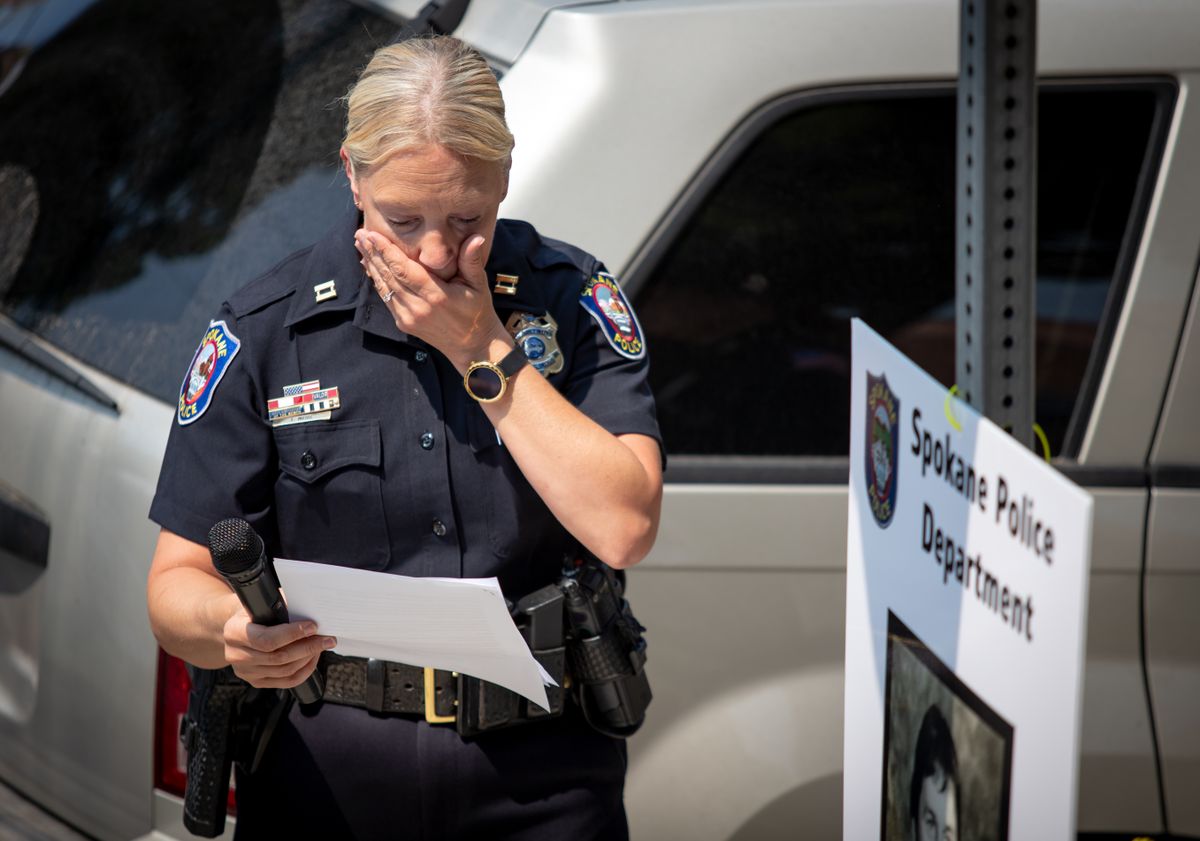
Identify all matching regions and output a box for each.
[579,272,646,360]
[865,372,900,528]
[505,311,564,376]
[177,320,240,425]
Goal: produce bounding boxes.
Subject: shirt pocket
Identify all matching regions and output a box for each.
[272,419,390,571]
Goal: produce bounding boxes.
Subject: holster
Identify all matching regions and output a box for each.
[561,557,653,739]
[180,666,242,838]
[180,666,291,838]
[570,618,652,738]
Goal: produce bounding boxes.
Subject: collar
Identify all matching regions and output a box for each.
[284,201,369,329]
[283,205,542,342]
[482,220,540,311]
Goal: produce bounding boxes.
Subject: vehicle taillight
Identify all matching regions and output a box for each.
[154,649,236,815]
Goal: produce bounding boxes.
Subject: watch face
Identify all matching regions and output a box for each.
[466,364,504,401]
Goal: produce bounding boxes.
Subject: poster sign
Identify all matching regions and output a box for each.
[844,319,1093,840]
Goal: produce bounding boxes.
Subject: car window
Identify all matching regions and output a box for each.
[0,0,400,403]
[634,85,1167,460]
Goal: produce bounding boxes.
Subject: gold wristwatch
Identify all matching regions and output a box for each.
[463,346,527,403]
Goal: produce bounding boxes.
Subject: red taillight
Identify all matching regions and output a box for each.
[154,649,236,814]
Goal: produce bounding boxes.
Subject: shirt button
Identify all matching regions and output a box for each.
[300,451,317,470]
[420,432,435,450]
[415,350,428,362]
[431,519,447,537]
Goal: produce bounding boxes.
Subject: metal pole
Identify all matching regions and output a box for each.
[956,0,1037,449]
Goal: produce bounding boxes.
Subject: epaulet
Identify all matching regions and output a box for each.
[226,247,312,319]
[529,229,599,275]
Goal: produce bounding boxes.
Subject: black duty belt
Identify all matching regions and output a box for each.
[319,650,567,738]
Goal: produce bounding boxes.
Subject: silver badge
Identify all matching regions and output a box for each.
[505,311,564,376]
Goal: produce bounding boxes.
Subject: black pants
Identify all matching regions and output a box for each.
[233,701,628,840]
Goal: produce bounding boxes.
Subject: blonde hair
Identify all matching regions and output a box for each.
[342,36,514,174]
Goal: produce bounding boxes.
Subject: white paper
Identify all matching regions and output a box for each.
[275,559,552,711]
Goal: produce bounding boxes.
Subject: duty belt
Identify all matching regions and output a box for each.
[319,650,567,738]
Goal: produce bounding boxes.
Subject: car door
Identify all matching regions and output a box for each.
[498,2,1195,837]
[0,2,401,837]
[619,80,1176,840]
[1140,77,1200,836]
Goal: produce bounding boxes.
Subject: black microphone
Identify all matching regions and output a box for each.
[208,518,323,705]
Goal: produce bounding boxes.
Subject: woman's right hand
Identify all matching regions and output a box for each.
[218,595,337,689]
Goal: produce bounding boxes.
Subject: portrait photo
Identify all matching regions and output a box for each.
[880,611,1013,841]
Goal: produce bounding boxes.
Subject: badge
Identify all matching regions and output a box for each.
[579,272,645,360]
[505,311,564,376]
[177,320,241,425]
[267,380,341,427]
[865,372,900,528]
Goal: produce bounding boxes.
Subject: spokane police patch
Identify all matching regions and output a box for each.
[177,320,241,425]
[865,372,900,528]
[579,272,645,360]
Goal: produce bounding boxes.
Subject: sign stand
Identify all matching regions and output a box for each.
[957,0,1038,447]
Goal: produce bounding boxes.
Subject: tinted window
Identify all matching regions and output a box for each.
[636,87,1162,459]
[0,0,400,402]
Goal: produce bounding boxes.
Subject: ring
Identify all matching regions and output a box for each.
[380,289,393,303]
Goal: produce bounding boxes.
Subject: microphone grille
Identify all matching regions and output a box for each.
[208,518,263,575]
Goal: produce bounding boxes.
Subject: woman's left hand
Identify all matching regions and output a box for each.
[355,229,509,370]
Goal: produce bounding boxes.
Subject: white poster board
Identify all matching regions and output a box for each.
[844,319,1093,841]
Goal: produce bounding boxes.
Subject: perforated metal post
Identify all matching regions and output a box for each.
[956,0,1037,449]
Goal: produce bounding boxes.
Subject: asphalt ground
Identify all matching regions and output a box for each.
[0,780,92,841]
[0,773,1196,841]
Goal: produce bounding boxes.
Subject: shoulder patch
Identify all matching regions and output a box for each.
[579,272,646,360]
[177,320,241,425]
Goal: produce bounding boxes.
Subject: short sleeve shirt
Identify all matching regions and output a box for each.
[149,206,662,598]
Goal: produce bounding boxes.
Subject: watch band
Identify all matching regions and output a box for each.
[463,345,527,403]
[496,344,528,378]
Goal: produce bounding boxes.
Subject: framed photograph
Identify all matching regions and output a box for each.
[880,611,1014,841]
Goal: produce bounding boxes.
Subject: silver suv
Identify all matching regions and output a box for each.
[1,1,1197,839]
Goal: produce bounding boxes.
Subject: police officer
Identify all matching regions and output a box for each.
[146,36,663,840]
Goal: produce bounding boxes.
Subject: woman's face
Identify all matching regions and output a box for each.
[343,144,507,281]
[913,766,958,841]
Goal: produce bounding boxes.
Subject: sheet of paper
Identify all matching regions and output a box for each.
[275,559,552,711]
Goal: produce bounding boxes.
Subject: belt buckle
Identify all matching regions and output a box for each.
[423,667,457,724]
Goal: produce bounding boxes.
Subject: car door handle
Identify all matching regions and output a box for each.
[0,479,50,595]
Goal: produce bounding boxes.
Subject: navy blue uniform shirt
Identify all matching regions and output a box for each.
[150,205,662,601]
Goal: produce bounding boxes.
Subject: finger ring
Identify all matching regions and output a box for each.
[380,289,393,303]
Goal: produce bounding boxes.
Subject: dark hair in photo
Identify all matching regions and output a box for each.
[908,704,959,828]
[881,612,1013,841]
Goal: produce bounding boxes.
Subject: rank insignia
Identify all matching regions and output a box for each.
[313,280,337,302]
[267,380,341,427]
[865,372,900,528]
[505,311,564,376]
[494,274,519,296]
[177,320,241,426]
[579,272,645,360]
